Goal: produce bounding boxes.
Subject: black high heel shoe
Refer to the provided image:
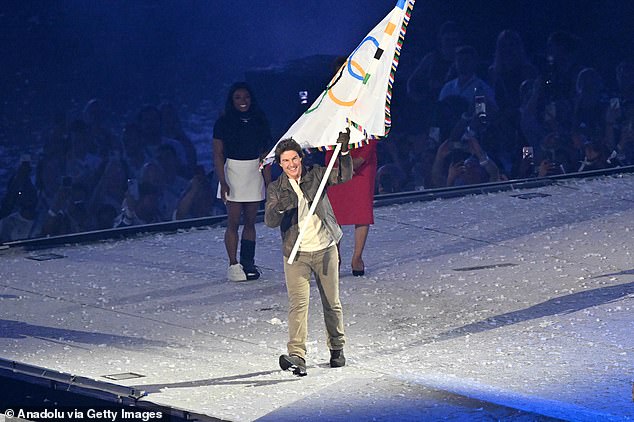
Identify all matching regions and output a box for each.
[352,268,365,277]
[352,258,365,276]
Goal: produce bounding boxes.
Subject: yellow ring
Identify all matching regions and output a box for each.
[327,60,366,107]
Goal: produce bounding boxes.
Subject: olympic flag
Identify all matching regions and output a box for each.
[267,0,415,264]
[263,0,415,164]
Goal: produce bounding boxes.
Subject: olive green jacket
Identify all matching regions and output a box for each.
[264,154,353,258]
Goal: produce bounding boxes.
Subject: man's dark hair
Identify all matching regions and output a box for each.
[274,138,304,164]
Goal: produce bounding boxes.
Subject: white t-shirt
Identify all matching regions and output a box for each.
[289,179,333,252]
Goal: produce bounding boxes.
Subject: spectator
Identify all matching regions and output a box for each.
[160,101,198,178]
[40,180,91,237]
[605,99,634,165]
[88,152,129,230]
[155,143,189,219]
[66,120,102,187]
[487,30,538,176]
[1,154,34,219]
[532,131,576,177]
[82,98,119,159]
[543,31,585,102]
[0,180,39,242]
[437,46,499,173]
[34,151,66,222]
[404,21,463,133]
[431,134,500,188]
[41,110,70,158]
[578,139,617,172]
[375,163,406,194]
[114,181,163,227]
[374,132,414,190]
[65,119,103,190]
[404,132,436,190]
[427,95,471,153]
[136,105,189,171]
[438,45,497,111]
[133,160,172,222]
[174,166,217,220]
[520,78,574,155]
[407,21,462,105]
[488,30,538,112]
[137,105,165,151]
[572,67,608,142]
[121,122,149,179]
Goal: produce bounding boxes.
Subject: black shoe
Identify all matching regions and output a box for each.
[240,239,259,280]
[243,264,260,280]
[279,354,307,376]
[329,349,346,368]
[351,259,365,277]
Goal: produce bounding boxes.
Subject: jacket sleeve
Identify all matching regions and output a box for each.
[264,180,295,228]
[328,152,353,185]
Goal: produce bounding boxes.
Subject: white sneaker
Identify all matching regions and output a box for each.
[227,263,247,282]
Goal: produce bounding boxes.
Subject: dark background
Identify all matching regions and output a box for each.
[2,0,633,149]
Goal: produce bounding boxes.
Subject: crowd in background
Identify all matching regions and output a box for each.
[2,24,634,243]
[0,100,226,243]
[376,24,634,193]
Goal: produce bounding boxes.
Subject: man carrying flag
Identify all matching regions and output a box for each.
[262,0,415,376]
[264,129,352,376]
[260,0,414,167]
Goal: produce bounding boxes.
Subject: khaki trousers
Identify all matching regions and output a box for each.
[283,245,345,359]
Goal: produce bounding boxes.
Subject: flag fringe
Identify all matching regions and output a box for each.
[348,0,415,142]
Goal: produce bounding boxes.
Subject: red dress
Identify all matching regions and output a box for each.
[325,140,377,225]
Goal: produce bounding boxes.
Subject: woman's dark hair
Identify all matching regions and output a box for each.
[224,82,263,117]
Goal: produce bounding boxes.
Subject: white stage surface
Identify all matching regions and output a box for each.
[1,173,633,421]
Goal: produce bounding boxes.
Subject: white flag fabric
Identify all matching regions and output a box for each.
[263,0,415,165]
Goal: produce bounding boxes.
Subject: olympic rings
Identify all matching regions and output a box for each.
[325,36,379,107]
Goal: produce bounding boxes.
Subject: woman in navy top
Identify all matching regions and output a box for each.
[213,82,272,281]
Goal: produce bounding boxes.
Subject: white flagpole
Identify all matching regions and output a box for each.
[287,142,342,264]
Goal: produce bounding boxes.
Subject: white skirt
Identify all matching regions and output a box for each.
[217,158,265,202]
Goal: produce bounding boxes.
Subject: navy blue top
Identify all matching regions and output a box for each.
[213,113,272,161]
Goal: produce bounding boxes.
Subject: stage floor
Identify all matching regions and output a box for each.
[1,173,633,421]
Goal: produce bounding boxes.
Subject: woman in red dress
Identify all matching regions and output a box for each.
[325,140,378,276]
